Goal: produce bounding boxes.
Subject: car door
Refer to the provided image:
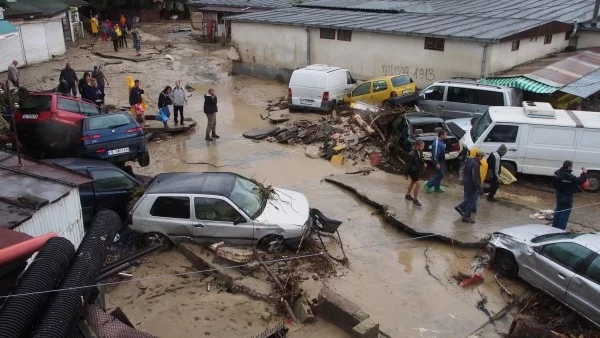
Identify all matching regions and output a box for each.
[348,82,372,104]
[479,124,520,161]
[417,85,446,116]
[520,242,594,302]
[146,195,196,240]
[193,196,254,245]
[444,86,478,119]
[75,169,95,223]
[371,79,389,105]
[565,255,600,325]
[89,168,137,218]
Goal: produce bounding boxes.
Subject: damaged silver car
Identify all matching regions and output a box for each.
[490,224,600,327]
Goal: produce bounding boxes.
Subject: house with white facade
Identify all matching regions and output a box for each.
[227,0,600,88]
[0,150,91,249]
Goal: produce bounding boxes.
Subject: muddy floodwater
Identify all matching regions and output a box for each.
[15,23,600,338]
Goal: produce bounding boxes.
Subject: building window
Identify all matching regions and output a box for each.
[320,28,335,40]
[424,37,445,51]
[565,31,572,40]
[337,29,352,41]
[544,34,552,44]
[511,40,520,51]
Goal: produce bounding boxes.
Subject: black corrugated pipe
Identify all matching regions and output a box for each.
[30,210,121,338]
[0,237,75,338]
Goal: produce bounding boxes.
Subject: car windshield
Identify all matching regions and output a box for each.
[470,110,492,142]
[19,95,51,111]
[413,122,445,135]
[228,177,265,219]
[531,233,582,244]
[88,114,131,130]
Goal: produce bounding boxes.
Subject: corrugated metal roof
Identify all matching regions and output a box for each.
[196,6,265,13]
[298,0,432,13]
[190,0,299,9]
[0,150,92,229]
[227,7,553,42]
[561,69,600,98]
[479,77,558,94]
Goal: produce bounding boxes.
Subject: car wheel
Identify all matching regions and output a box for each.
[501,161,517,178]
[584,171,600,193]
[258,234,285,253]
[137,151,150,167]
[493,249,518,278]
[142,232,173,250]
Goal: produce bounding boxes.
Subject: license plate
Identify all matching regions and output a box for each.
[107,147,130,156]
[300,99,314,105]
[22,114,38,119]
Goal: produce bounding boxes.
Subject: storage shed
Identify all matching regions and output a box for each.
[0,150,92,249]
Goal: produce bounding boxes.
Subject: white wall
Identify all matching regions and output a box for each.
[15,189,85,249]
[577,31,600,49]
[231,22,308,70]
[488,32,569,74]
[309,29,484,88]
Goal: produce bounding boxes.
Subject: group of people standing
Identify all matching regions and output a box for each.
[90,14,142,56]
[404,131,588,230]
[58,62,108,107]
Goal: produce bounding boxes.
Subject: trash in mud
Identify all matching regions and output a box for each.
[530,209,554,220]
[459,273,484,287]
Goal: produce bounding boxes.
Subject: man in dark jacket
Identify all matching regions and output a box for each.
[455,150,485,223]
[203,88,219,141]
[424,130,447,193]
[59,63,78,97]
[129,80,144,106]
[485,144,507,202]
[405,140,426,207]
[552,161,587,230]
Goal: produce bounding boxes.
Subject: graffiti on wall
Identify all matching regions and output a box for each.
[381,65,436,81]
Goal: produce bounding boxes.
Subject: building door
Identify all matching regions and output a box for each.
[20,23,50,64]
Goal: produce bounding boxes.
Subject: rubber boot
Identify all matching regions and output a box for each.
[211,131,220,139]
[205,133,213,141]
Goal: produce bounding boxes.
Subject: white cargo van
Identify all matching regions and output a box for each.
[288,65,356,112]
[462,101,600,192]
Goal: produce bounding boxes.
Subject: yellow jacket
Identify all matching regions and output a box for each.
[90,17,99,34]
[469,147,488,184]
[116,27,122,37]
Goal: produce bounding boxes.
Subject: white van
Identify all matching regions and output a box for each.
[462,101,600,192]
[288,65,356,112]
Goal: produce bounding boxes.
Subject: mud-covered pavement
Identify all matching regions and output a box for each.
[13,23,600,338]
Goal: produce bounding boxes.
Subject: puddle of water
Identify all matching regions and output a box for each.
[397,249,414,273]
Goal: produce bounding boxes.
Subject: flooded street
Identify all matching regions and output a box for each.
[16,23,600,338]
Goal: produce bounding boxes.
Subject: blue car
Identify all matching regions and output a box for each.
[79,112,150,167]
[43,158,145,223]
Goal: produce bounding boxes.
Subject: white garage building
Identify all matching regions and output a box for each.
[227,0,600,87]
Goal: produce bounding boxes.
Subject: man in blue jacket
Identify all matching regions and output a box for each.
[552,161,587,230]
[424,130,447,193]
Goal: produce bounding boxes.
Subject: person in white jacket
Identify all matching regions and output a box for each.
[171,80,187,125]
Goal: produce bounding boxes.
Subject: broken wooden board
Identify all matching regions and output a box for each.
[92,52,153,62]
[143,116,197,134]
[325,171,542,247]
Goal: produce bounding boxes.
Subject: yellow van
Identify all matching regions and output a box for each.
[344,75,416,106]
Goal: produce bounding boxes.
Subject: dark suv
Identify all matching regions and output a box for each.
[389,112,462,162]
[14,93,149,167]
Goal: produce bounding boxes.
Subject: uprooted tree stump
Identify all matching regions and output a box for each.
[507,315,557,338]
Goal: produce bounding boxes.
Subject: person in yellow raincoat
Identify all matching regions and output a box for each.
[469,147,488,185]
[115,24,123,48]
[90,15,99,37]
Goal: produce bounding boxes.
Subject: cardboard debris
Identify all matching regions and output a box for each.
[209,242,255,263]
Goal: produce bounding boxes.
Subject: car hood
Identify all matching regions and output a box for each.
[446,118,473,132]
[255,188,310,227]
[493,224,565,243]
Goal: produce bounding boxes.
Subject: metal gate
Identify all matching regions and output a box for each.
[20,23,49,64]
[45,20,66,57]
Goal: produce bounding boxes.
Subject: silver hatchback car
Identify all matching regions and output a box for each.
[490,224,600,327]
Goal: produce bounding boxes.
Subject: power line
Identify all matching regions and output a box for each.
[1,200,599,300]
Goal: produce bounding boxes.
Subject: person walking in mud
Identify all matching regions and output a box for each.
[424,130,447,193]
[132,28,142,56]
[405,140,427,207]
[78,72,91,100]
[455,149,485,223]
[203,88,219,141]
[115,24,124,48]
[7,60,20,87]
[90,15,99,38]
[172,80,187,125]
[92,65,108,103]
[129,80,145,127]
[110,26,119,52]
[552,161,588,230]
[484,144,507,202]
[158,86,173,128]
[59,63,78,96]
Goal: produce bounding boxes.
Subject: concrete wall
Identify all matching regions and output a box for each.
[577,31,600,49]
[231,22,307,70]
[487,32,569,74]
[308,28,484,87]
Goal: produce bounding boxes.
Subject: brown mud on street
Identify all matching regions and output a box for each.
[10,23,599,338]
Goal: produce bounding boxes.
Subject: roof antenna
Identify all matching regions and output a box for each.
[6,81,22,167]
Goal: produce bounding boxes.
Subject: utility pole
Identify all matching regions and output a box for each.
[592,0,600,27]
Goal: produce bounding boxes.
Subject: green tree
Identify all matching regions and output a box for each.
[0,0,8,9]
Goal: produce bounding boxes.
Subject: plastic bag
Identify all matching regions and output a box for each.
[156,106,170,122]
[581,179,590,191]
